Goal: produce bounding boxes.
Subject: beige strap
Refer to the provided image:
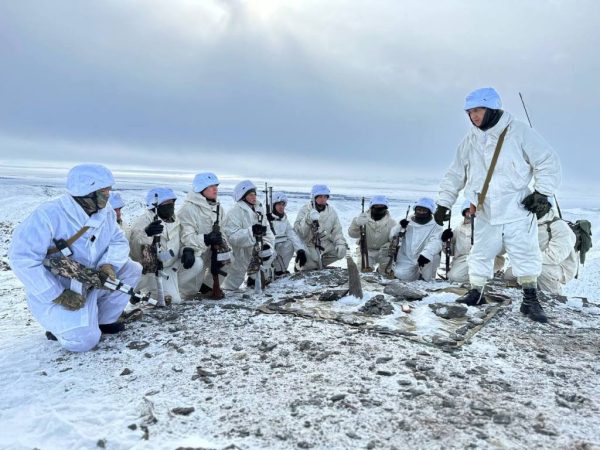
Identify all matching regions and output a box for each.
[47,226,90,255]
[477,126,509,211]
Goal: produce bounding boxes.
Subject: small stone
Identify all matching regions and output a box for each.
[383,282,427,300]
[493,412,512,425]
[96,439,106,448]
[375,356,393,364]
[297,441,313,449]
[171,406,195,416]
[346,431,361,439]
[376,370,395,376]
[429,303,468,319]
[397,379,412,386]
[120,368,132,376]
[127,424,137,430]
[331,394,346,402]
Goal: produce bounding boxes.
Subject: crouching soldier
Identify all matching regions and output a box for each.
[268,191,307,275]
[9,164,142,352]
[129,188,196,304]
[222,180,275,290]
[178,172,229,298]
[444,200,505,283]
[504,199,577,295]
[294,185,347,270]
[391,198,442,281]
[348,195,396,274]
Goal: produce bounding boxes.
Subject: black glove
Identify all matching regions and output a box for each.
[210,257,225,276]
[296,249,307,267]
[144,219,164,237]
[417,254,430,268]
[266,212,276,222]
[203,230,223,246]
[181,247,195,269]
[522,191,551,216]
[252,224,267,237]
[400,219,409,228]
[441,229,453,242]
[433,205,450,226]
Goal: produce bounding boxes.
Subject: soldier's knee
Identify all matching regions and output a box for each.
[59,326,102,352]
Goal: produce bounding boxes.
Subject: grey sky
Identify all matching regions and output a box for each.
[0,0,598,189]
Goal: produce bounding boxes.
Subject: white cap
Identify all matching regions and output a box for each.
[369,195,389,208]
[415,197,436,213]
[272,191,288,205]
[464,87,502,110]
[145,187,177,209]
[66,164,114,196]
[233,180,257,202]
[311,184,330,198]
[192,172,219,193]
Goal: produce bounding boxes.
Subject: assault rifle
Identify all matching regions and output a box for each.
[359,197,373,273]
[43,255,159,306]
[248,210,267,293]
[210,202,230,299]
[444,211,452,275]
[263,183,275,234]
[384,205,410,276]
[311,200,324,269]
[151,193,166,307]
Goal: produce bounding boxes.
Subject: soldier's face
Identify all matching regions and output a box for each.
[245,191,257,205]
[202,185,218,200]
[467,107,486,127]
[315,195,328,206]
[275,202,285,214]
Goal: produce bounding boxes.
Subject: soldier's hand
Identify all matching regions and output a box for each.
[417,254,430,268]
[295,249,307,267]
[355,213,369,226]
[433,205,450,226]
[144,219,164,237]
[309,210,320,222]
[181,247,195,269]
[522,191,550,216]
[441,229,453,242]
[400,219,409,229]
[266,212,276,222]
[203,230,223,246]
[99,264,116,284]
[252,224,267,237]
[53,289,86,311]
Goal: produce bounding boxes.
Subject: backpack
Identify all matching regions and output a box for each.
[567,220,593,265]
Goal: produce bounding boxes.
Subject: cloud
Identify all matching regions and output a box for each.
[0,0,598,186]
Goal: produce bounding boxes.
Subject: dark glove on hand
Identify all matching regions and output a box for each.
[433,205,450,226]
[521,191,550,215]
[181,247,195,269]
[417,254,431,268]
[441,229,454,242]
[400,219,409,228]
[203,230,223,246]
[252,224,267,237]
[144,219,164,237]
[266,212,276,222]
[210,257,225,276]
[296,249,307,267]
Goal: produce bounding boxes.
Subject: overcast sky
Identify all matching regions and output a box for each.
[0,0,598,190]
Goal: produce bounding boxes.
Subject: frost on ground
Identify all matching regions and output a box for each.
[0,176,599,450]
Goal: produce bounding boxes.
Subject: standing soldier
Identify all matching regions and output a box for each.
[222,180,275,290]
[268,191,307,275]
[391,198,442,281]
[294,185,347,270]
[129,187,195,304]
[9,164,142,352]
[178,172,227,298]
[435,87,561,323]
[348,195,396,274]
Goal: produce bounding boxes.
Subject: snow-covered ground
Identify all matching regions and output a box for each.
[1,167,599,450]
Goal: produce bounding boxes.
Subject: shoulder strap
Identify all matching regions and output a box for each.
[47,226,90,255]
[545,216,561,241]
[477,126,509,211]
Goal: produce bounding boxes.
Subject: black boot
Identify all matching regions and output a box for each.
[456,288,486,306]
[45,331,58,341]
[99,322,125,334]
[246,277,255,288]
[521,288,548,323]
[199,283,212,294]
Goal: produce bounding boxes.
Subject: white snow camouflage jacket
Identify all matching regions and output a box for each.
[178,192,227,256]
[129,209,182,268]
[9,194,130,303]
[222,201,275,251]
[437,112,561,225]
[348,211,396,250]
[390,218,443,263]
[537,209,578,282]
[294,202,346,253]
[271,214,306,251]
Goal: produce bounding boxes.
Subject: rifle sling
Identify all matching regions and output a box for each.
[477,126,509,211]
[46,226,90,255]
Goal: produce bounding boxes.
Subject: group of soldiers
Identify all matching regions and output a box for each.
[9,86,574,353]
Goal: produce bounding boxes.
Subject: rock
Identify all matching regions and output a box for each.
[172,406,195,416]
[359,295,394,316]
[376,370,395,376]
[297,441,314,449]
[493,412,512,425]
[442,398,457,408]
[128,424,137,430]
[127,341,150,350]
[375,356,393,364]
[318,289,349,302]
[468,317,485,326]
[96,439,106,448]
[331,394,346,402]
[533,423,559,436]
[383,281,427,300]
[120,368,132,376]
[346,431,361,439]
[258,341,278,352]
[429,303,468,319]
[470,400,494,417]
[397,379,412,386]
